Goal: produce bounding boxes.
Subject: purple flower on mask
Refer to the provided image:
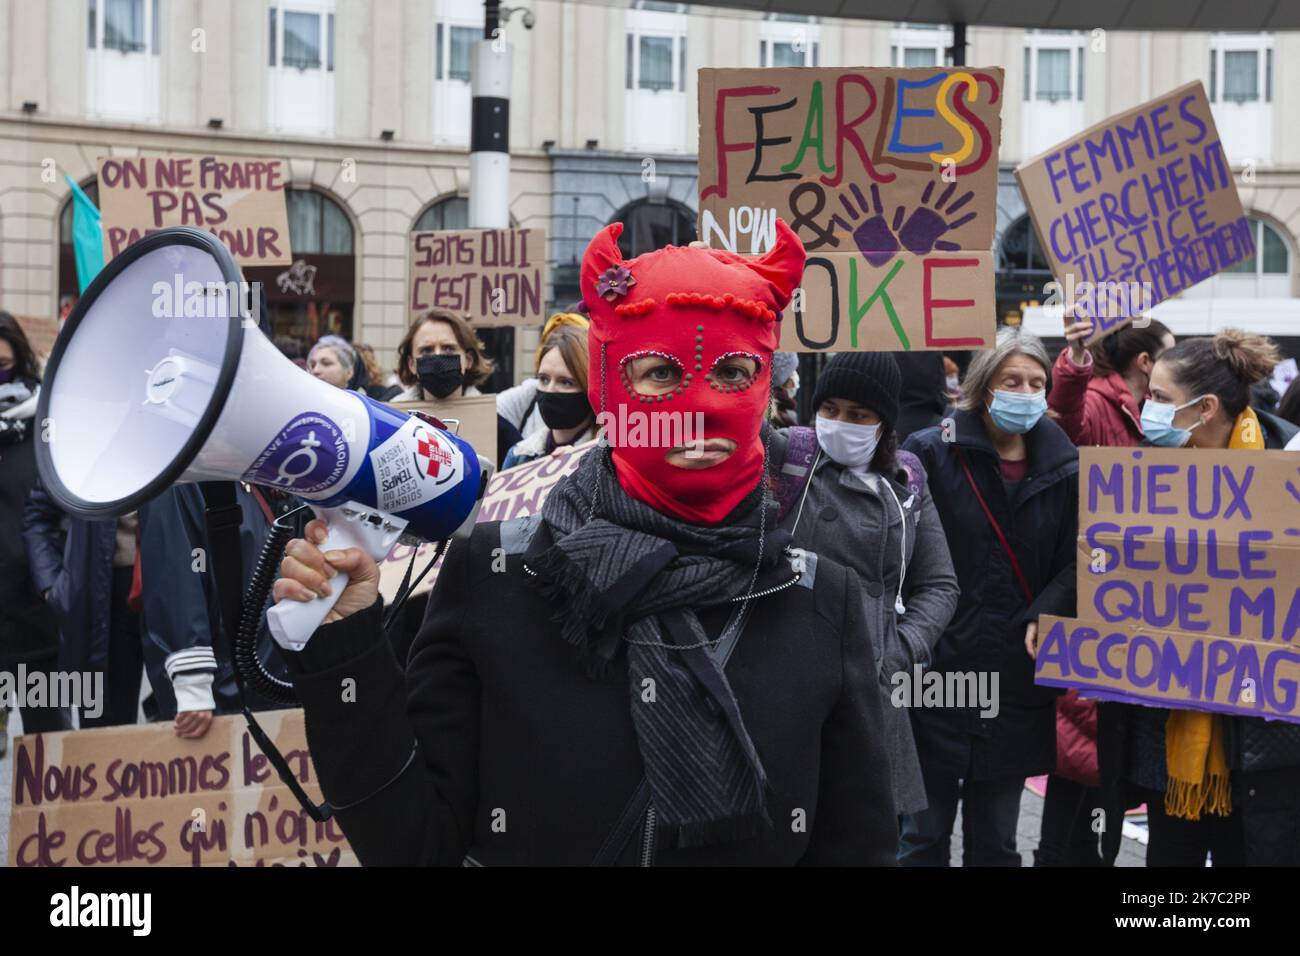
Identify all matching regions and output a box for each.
[596,265,636,300]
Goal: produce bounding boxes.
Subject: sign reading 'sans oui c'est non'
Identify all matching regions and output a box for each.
[408,228,547,326]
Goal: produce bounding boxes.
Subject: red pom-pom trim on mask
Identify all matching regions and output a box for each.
[664,291,776,323]
[613,297,657,317]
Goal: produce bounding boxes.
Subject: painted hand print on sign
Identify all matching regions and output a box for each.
[697,67,1003,352]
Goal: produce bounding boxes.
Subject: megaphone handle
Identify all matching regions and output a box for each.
[265,503,405,653]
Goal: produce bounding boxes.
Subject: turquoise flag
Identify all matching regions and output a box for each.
[65,175,104,293]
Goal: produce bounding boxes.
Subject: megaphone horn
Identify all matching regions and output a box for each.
[36,226,486,649]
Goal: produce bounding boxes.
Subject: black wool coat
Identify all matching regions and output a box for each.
[902,409,1079,782]
[287,512,900,866]
[0,403,57,670]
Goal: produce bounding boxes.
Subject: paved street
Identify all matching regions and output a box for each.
[0,706,1145,868]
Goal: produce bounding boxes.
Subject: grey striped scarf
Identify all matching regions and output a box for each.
[524,446,790,848]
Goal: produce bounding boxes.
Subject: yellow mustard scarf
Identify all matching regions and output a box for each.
[1163,406,1265,820]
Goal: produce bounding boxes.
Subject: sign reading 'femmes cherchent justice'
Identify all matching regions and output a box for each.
[1016,82,1252,342]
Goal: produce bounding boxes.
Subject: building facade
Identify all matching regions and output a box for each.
[2,0,1297,373]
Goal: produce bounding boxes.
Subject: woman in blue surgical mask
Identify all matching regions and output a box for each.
[774,351,959,821]
[897,326,1080,867]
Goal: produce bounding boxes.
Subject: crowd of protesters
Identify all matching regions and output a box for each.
[3,226,1300,865]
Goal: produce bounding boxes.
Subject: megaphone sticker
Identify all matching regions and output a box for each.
[242,411,350,494]
[370,416,464,513]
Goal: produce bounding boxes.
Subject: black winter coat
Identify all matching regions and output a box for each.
[286,514,900,866]
[23,480,119,674]
[0,387,57,670]
[137,483,296,718]
[22,479,289,707]
[1227,411,1300,774]
[902,409,1079,781]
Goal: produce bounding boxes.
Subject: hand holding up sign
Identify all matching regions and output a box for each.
[1064,319,1094,367]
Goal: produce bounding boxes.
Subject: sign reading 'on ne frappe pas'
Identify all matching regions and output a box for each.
[698,67,1003,352]
[1016,82,1253,342]
[98,153,292,267]
[1035,448,1300,722]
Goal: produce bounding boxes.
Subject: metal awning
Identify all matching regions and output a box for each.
[683,0,1300,32]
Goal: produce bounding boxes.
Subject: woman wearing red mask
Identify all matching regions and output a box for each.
[271,221,898,865]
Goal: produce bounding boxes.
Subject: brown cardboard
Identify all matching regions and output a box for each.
[698,67,1003,351]
[1015,82,1252,343]
[98,153,291,266]
[386,395,499,467]
[1036,447,1300,721]
[8,710,357,867]
[409,228,547,326]
[779,250,995,351]
[378,438,595,602]
[1034,614,1300,722]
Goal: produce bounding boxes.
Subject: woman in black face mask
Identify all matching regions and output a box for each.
[501,325,596,470]
[393,309,495,402]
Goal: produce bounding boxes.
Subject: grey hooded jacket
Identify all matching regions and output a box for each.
[773,427,960,814]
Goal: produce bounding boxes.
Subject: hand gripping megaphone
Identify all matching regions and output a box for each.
[35,227,487,650]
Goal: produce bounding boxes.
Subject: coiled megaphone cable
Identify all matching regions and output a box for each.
[229,499,451,821]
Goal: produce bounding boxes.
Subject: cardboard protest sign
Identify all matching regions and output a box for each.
[378,438,595,602]
[1035,447,1300,722]
[698,67,1003,352]
[387,395,498,467]
[1015,82,1253,343]
[98,153,291,266]
[1036,615,1300,720]
[409,228,547,326]
[9,710,357,867]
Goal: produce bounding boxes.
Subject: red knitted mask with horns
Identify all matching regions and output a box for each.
[580,220,806,524]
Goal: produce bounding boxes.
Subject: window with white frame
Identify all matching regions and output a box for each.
[1227,218,1288,274]
[414,196,469,233]
[624,2,689,152]
[1023,30,1084,103]
[267,1,336,135]
[1209,33,1272,104]
[1183,216,1292,299]
[85,0,161,121]
[625,32,686,93]
[431,0,482,146]
[436,23,477,83]
[760,13,819,68]
[269,5,334,72]
[1207,32,1274,165]
[890,22,951,69]
[88,0,159,53]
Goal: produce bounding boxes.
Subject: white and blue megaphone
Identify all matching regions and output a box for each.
[35,227,487,650]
